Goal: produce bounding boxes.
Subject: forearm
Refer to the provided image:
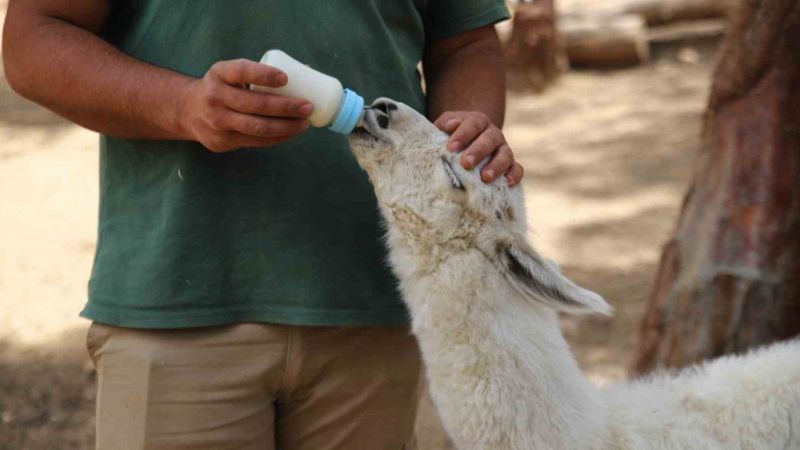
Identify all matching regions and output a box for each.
[3,9,192,140]
[423,25,521,185]
[424,32,506,127]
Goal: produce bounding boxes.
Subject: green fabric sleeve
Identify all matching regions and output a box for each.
[424,0,511,42]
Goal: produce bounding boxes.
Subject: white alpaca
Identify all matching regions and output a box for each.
[348,98,800,450]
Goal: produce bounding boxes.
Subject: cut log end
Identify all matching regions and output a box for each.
[561,14,650,68]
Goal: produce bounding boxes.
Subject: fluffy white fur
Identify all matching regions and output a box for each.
[348,98,800,450]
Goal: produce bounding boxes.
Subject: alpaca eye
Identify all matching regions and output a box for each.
[440,157,465,191]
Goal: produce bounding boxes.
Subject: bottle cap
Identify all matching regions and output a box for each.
[328,89,364,135]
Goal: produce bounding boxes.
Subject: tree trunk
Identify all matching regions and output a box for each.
[633,0,800,376]
[504,0,567,91]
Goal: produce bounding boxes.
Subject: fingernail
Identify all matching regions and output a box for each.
[464,154,476,168]
[300,103,313,116]
[446,119,460,129]
[448,141,461,152]
[485,169,495,180]
[275,73,288,86]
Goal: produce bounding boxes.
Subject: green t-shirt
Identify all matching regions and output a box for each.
[80,0,509,328]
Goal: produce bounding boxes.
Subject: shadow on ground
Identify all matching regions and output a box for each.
[508,41,717,207]
[0,328,95,450]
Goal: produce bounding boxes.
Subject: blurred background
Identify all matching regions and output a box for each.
[3,0,798,448]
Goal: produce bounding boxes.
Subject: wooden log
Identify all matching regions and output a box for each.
[647,18,727,46]
[621,0,732,25]
[647,19,726,62]
[561,14,650,68]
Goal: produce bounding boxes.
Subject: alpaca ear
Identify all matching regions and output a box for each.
[496,239,612,315]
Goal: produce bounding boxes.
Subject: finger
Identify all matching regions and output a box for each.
[442,118,462,134]
[216,111,309,138]
[480,144,514,183]
[212,59,287,88]
[461,127,505,170]
[433,111,461,130]
[222,86,313,118]
[506,162,525,187]
[448,114,490,153]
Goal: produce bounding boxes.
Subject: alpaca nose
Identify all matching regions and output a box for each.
[368,99,397,129]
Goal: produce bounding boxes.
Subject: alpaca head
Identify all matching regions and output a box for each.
[349,98,610,315]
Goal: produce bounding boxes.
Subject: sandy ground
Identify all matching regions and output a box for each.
[0,8,715,448]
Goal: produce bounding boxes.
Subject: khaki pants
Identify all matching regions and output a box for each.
[86,322,422,450]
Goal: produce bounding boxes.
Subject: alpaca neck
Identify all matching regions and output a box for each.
[398,250,608,449]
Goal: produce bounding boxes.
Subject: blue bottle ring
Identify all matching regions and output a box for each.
[328,88,364,135]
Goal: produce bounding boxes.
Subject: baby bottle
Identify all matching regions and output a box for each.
[252,50,365,135]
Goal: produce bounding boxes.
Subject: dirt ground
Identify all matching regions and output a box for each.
[0,10,715,449]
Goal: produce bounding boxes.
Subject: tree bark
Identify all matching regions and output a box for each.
[633,0,800,376]
[504,0,567,91]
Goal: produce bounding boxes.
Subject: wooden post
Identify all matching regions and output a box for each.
[633,0,800,375]
[504,0,567,91]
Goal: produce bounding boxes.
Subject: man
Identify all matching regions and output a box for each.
[3,0,523,448]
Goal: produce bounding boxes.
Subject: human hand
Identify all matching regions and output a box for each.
[180,59,313,152]
[434,111,524,186]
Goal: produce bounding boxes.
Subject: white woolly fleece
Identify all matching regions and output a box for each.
[348,99,800,450]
